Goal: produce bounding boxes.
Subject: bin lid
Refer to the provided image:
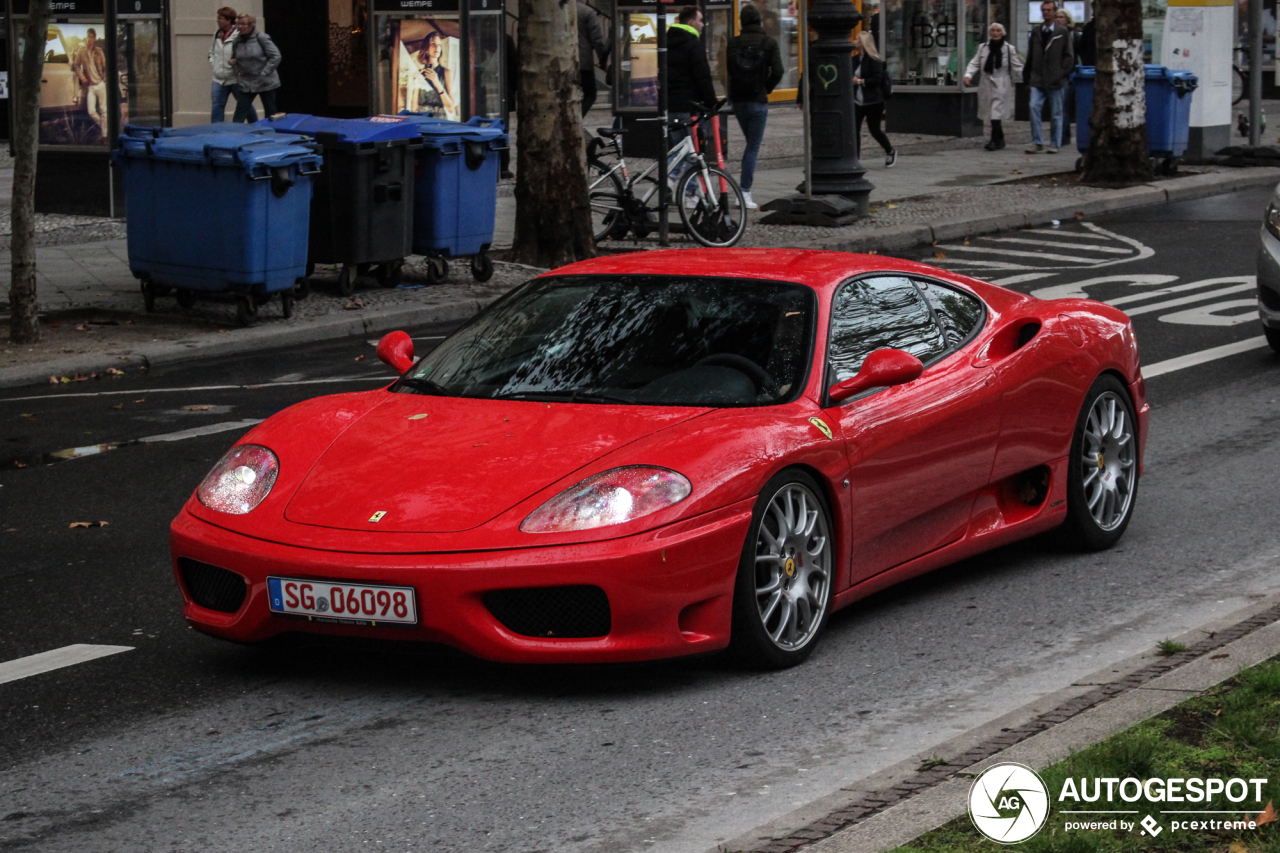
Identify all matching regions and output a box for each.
[117,131,322,176]
[1073,65,1199,83]
[395,113,508,149]
[257,113,421,146]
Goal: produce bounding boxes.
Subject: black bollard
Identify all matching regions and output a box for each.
[804,0,874,215]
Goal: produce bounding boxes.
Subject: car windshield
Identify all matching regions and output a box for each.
[396,275,816,407]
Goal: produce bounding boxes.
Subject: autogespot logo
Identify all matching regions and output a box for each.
[968,763,1051,844]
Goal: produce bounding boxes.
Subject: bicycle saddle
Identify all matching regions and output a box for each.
[596,127,628,138]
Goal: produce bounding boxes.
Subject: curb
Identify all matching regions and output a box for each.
[714,589,1280,853]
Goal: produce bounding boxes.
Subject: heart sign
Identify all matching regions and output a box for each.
[817,64,839,89]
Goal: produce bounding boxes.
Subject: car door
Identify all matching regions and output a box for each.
[822,275,1002,584]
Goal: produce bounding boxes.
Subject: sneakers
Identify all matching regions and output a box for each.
[1046,146,1060,154]
[1026,144,1044,153]
[984,139,998,151]
[742,190,758,210]
[885,149,898,168]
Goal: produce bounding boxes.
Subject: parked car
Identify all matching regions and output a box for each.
[1257,186,1280,351]
[171,249,1148,669]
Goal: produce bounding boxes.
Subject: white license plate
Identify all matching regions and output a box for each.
[267,576,418,626]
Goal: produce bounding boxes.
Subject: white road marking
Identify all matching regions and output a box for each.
[0,375,388,405]
[933,223,1154,273]
[1020,229,1116,240]
[1031,274,1180,301]
[983,237,1135,254]
[1123,283,1257,317]
[1105,276,1254,307]
[989,272,1059,286]
[1142,337,1272,377]
[137,419,264,443]
[1158,299,1260,326]
[938,245,1105,264]
[0,644,133,686]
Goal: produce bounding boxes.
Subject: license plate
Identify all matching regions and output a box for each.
[267,577,418,626]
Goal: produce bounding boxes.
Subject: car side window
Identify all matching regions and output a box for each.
[827,276,947,382]
[916,279,985,350]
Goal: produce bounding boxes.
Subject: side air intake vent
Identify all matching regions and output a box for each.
[178,558,248,614]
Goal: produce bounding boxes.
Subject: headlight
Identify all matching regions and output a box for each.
[520,467,692,533]
[1265,202,1280,240]
[197,445,279,514]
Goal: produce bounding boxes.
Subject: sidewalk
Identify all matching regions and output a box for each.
[2,107,1279,390]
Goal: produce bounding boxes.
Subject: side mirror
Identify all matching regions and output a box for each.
[376,331,415,374]
[827,348,924,403]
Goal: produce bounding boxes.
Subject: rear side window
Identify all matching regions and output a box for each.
[917,279,985,349]
[827,276,947,382]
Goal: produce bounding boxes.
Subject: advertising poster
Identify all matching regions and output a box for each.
[37,23,109,145]
[386,17,462,121]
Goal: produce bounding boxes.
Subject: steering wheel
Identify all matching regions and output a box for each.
[695,354,778,396]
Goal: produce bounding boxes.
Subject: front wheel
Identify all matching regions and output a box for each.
[1061,375,1139,550]
[730,470,834,669]
[677,165,747,248]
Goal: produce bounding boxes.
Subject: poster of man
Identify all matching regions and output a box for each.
[35,23,109,146]
[383,17,462,121]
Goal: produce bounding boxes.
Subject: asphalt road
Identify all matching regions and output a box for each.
[2,187,1279,853]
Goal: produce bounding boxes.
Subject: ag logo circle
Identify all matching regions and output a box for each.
[968,762,1050,844]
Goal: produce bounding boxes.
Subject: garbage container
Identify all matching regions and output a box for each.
[258,114,422,295]
[398,114,507,283]
[113,128,322,325]
[1072,65,1198,175]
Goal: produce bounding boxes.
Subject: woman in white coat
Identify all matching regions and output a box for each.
[963,23,1025,150]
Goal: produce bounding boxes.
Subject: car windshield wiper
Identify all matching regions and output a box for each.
[492,390,633,405]
[394,376,455,397]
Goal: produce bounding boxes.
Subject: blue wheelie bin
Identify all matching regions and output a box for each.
[257,114,423,295]
[398,114,508,283]
[1072,65,1198,175]
[113,128,322,325]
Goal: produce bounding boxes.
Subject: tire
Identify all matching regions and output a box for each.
[1233,64,1247,105]
[730,470,835,669]
[590,171,626,242]
[293,277,310,301]
[236,295,255,327]
[1061,375,1139,551]
[176,288,196,309]
[141,279,157,313]
[1265,324,1280,353]
[280,291,294,319]
[677,165,747,248]
[337,264,356,297]
[470,252,494,282]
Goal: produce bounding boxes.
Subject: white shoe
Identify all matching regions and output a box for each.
[742,191,758,210]
[684,194,699,209]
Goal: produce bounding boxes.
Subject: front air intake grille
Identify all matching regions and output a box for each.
[178,558,247,614]
[1260,284,1280,312]
[484,586,611,638]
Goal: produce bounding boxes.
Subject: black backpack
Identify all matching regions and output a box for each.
[729,37,773,98]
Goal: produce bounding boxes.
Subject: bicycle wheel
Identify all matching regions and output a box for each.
[589,171,627,242]
[1234,64,1247,105]
[677,165,747,248]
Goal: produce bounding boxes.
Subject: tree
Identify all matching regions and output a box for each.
[9,1,52,345]
[1080,0,1152,182]
[509,0,596,268]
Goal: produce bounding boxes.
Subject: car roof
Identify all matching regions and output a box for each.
[542,249,977,297]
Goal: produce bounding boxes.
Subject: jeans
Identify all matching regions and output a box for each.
[233,87,275,124]
[732,100,768,192]
[84,81,107,136]
[211,81,253,123]
[1028,86,1066,147]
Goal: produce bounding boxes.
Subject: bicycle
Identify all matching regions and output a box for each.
[587,100,747,248]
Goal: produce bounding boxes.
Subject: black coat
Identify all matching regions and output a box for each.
[667,25,717,113]
[854,54,887,105]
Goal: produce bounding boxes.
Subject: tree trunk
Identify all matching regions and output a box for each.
[9,0,52,345]
[1081,0,1151,183]
[509,0,596,268]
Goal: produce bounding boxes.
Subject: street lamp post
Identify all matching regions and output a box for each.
[805,0,874,215]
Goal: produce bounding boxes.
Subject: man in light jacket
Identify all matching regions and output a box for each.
[1024,0,1074,153]
[208,7,254,123]
[229,13,281,123]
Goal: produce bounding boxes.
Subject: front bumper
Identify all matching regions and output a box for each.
[170,502,753,664]
[1256,226,1280,329]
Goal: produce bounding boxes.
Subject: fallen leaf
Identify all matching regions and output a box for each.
[182,405,214,412]
[1214,709,1223,716]
[934,252,947,260]
[1229,841,1248,853]
[105,368,124,376]
[1075,211,1086,220]
[344,299,365,310]
[1010,169,1022,174]
[963,239,971,245]
[354,354,366,361]
[73,373,88,382]
[68,521,109,529]
[110,403,123,410]
[133,398,146,403]
[48,376,59,385]
[59,377,71,384]
[886,203,898,209]
[19,413,35,421]
[13,461,28,469]
[117,355,129,361]
[217,329,229,334]
[1258,801,1277,827]
[74,324,89,332]
[1210,653,1229,659]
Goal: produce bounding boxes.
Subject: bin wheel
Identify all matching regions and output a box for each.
[176,289,196,309]
[1162,157,1180,176]
[293,277,310,301]
[470,253,494,283]
[376,260,404,288]
[281,292,294,319]
[427,256,449,284]
[142,279,157,313]
[236,295,256,327]
[337,264,357,297]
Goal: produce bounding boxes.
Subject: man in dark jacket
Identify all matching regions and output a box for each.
[667,6,718,138]
[1024,0,1075,153]
[577,1,610,116]
[726,3,783,209]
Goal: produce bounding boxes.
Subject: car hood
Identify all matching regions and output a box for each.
[283,393,706,533]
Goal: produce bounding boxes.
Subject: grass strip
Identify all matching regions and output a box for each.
[895,655,1280,853]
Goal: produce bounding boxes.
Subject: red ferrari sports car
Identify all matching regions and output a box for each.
[171,249,1147,668]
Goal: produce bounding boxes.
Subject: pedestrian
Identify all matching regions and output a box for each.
[578,1,610,116]
[851,31,896,167]
[963,23,1024,151]
[1057,8,1080,145]
[1023,0,1074,153]
[726,3,783,209]
[71,28,108,139]
[666,6,717,193]
[229,13,281,123]
[208,7,252,123]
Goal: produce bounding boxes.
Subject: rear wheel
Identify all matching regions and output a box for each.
[730,470,834,669]
[375,260,404,288]
[337,264,357,297]
[280,291,294,319]
[470,252,494,282]
[677,165,747,248]
[1061,375,1139,550]
[141,279,157,313]
[1265,324,1280,353]
[590,171,627,242]
[235,295,256,327]
[176,288,196,309]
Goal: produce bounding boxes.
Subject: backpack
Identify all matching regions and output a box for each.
[728,37,773,98]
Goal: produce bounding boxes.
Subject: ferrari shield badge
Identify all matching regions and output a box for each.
[808,417,833,440]
[368,511,387,523]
